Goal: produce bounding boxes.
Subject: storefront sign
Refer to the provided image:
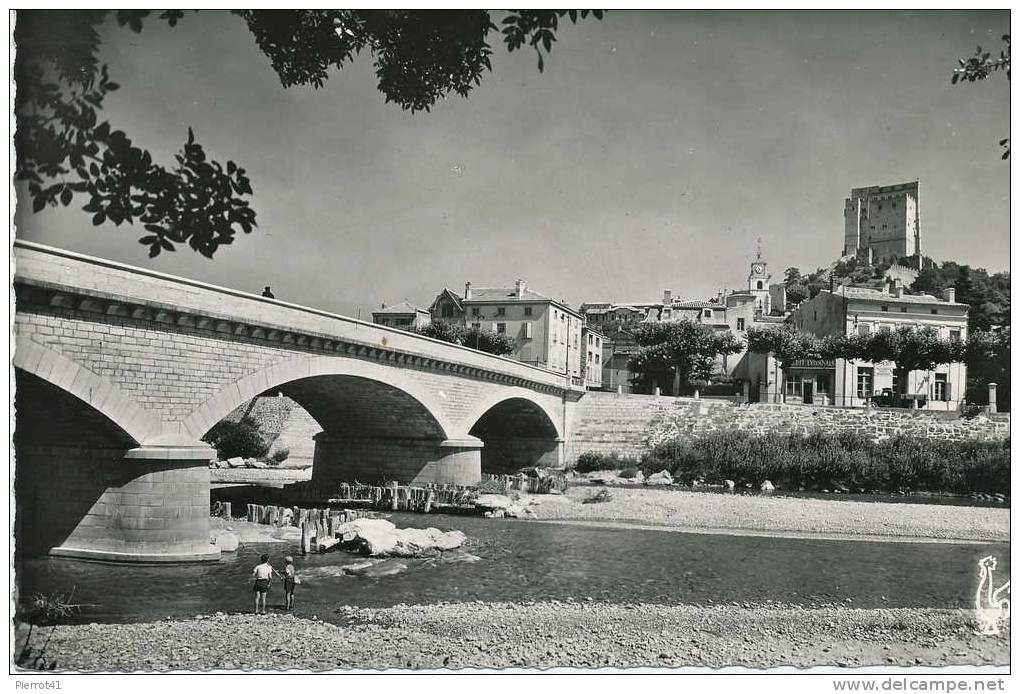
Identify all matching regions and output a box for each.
[790,359,835,369]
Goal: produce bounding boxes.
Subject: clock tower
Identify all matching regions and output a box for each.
[747,254,771,315]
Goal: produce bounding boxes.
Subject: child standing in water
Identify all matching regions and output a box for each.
[252,553,274,615]
[283,556,298,611]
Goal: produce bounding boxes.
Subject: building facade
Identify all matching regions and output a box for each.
[371,301,431,331]
[430,280,585,381]
[786,284,967,410]
[843,181,921,264]
[581,325,605,390]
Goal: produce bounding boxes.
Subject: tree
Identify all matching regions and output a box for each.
[784,267,802,284]
[463,325,516,356]
[847,326,959,403]
[629,322,743,396]
[745,325,821,403]
[965,327,1010,410]
[14,10,604,257]
[413,320,515,356]
[951,34,1010,158]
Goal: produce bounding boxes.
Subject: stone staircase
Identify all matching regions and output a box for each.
[567,392,696,460]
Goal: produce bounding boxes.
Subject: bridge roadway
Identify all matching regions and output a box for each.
[13,241,584,562]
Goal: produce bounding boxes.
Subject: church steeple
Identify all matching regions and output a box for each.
[747,240,772,314]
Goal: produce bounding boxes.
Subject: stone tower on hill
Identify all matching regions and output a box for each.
[843,181,921,264]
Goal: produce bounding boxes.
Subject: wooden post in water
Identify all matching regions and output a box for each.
[222,502,231,519]
[390,482,399,511]
[424,490,434,514]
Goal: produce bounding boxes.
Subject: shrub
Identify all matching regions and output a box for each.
[203,417,269,460]
[618,466,640,479]
[631,431,1009,495]
[574,451,641,473]
[268,448,290,466]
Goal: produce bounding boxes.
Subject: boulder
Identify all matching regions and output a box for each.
[225,457,245,468]
[645,470,673,486]
[760,480,775,492]
[250,460,268,469]
[474,494,515,511]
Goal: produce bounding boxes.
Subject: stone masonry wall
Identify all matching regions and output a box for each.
[568,392,1010,462]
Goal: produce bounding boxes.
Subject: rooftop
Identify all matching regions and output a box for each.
[465,286,552,302]
[374,301,427,315]
[831,286,966,306]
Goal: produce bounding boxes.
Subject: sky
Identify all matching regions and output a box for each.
[14,10,1011,319]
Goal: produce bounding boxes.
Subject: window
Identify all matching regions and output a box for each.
[930,308,938,315]
[471,307,480,317]
[524,321,533,339]
[857,323,870,337]
[524,307,532,316]
[881,305,888,312]
[856,367,874,399]
[471,322,481,330]
[756,281,764,290]
[879,325,891,333]
[934,373,949,401]
[704,309,713,319]
[595,354,600,364]
[442,304,454,318]
[900,307,907,313]
[596,337,601,348]
[786,373,805,398]
[496,322,506,334]
[736,318,745,331]
[496,307,506,316]
[950,329,961,342]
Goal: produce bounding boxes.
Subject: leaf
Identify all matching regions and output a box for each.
[187,127,195,145]
[148,244,161,258]
[32,195,46,213]
[92,211,106,226]
[60,188,72,206]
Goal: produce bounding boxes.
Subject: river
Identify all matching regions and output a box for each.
[16,513,1009,625]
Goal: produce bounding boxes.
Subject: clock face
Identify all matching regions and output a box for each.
[753,264,764,274]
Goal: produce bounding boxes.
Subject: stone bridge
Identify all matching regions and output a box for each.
[13,241,584,562]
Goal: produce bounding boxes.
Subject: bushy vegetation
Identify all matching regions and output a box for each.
[574,451,643,473]
[414,320,516,356]
[268,448,290,465]
[202,417,269,460]
[637,431,1009,495]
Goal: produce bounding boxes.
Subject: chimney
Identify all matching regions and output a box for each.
[381,302,386,309]
[663,289,672,305]
[464,282,472,300]
[515,278,526,299]
[944,287,956,303]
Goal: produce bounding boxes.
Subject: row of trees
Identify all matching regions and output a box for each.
[746,324,1008,404]
[413,320,516,356]
[625,318,1006,406]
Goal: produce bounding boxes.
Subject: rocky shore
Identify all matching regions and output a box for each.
[527,487,1010,542]
[25,602,1008,671]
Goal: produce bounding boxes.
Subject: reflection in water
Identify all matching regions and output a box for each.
[16,513,1009,625]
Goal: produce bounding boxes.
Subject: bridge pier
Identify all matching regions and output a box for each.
[311,433,482,487]
[17,442,219,563]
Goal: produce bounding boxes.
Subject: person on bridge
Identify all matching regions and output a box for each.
[283,556,298,611]
[252,553,276,615]
[262,286,275,298]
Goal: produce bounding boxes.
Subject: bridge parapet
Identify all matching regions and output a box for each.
[14,241,584,398]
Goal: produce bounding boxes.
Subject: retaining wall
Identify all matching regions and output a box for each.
[568,391,1010,461]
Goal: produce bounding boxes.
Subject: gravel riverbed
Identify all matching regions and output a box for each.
[529,487,1010,542]
[22,602,1008,671]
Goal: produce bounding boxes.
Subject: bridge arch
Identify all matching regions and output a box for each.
[13,337,159,444]
[465,389,564,474]
[181,354,456,441]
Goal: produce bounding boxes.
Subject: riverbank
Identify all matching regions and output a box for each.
[527,487,1010,542]
[24,602,1008,671]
